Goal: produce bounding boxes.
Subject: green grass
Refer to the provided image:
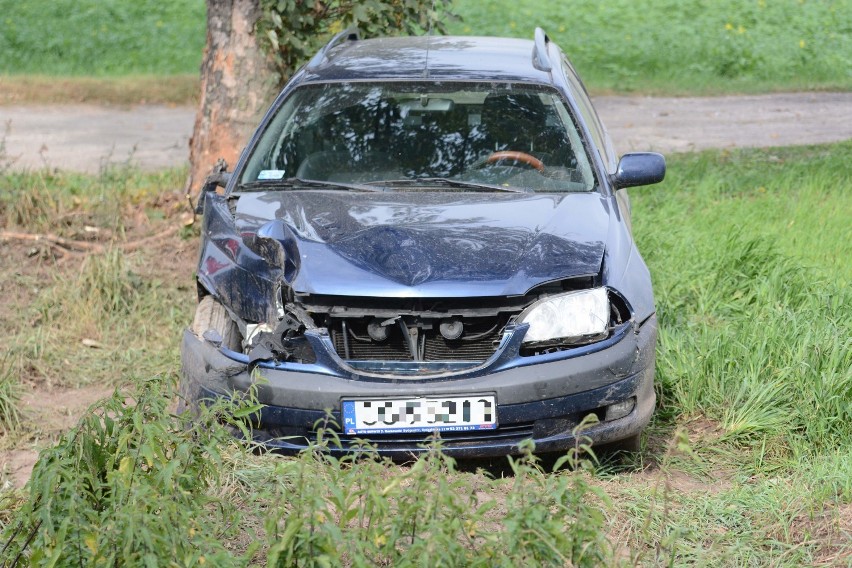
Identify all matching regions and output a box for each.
[449,0,852,94]
[0,0,205,76]
[2,0,850,96]
[636,144,852,457]
[612,141,852,563]
[606,450,852,565]
[1,142,851,564]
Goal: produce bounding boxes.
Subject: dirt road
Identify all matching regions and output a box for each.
[1,92,850,172]
[1,104,193,173]
[596,92,852,154]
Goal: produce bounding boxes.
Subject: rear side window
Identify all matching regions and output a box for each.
[561,57,618,174]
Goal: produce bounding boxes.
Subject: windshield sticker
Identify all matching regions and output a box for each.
[258,169,286,180]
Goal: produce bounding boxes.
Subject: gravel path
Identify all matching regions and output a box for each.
[0,104,194,173]
[1,92,850,173]
[595,92,852,154]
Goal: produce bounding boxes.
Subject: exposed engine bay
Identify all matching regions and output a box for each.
[232,276,631,372]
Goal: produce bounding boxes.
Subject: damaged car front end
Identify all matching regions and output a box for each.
[180,29,664,458]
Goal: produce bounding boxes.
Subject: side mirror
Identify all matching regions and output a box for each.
[195,159,231,214]
[613,152,666,189]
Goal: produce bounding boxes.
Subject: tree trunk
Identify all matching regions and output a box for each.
[188,0,280,194]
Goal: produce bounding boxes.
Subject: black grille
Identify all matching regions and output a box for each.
[330,317,505,362]
[332,326,413,360]
[422,334,500,361]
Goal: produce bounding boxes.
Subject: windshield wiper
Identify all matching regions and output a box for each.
[366,177,525,193]
[238,177,385,193]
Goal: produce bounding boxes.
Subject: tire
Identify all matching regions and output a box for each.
[598,433,642,455]
[191,295,242,352]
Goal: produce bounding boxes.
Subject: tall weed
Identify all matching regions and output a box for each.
[0,167,188,237]
[0,357,21,433]
[3,377,615,566]
[260,432,611,567]
[2,185,59,232]
[1,375,253,567]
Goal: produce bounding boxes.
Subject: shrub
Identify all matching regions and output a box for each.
[0,375,251,567]
[2,377,615,566]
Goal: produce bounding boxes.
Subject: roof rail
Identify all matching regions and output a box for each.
[307,27,360,69]
[532,27,552,72]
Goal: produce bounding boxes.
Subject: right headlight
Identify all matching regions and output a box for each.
[518,287,610,344]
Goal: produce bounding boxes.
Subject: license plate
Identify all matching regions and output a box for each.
[342,395,497,435]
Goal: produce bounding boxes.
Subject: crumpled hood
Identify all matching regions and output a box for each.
[233,191,611,297]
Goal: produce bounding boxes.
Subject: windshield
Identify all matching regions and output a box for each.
[240,82,597,193]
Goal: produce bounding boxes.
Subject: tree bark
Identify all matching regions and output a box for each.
[188,0,281,194]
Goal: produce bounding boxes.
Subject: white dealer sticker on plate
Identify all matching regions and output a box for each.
[342,395,497,435]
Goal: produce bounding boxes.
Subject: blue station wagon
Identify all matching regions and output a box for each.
[180,28,666,458]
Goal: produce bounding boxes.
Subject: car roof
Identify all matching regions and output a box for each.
[299,35,556,84]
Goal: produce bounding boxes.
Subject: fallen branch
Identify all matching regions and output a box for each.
[0,230,104,252]
[0,225,180,254]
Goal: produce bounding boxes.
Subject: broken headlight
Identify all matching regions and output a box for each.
[518,287,609,344]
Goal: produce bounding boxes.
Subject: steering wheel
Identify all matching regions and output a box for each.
[484,150,544,172]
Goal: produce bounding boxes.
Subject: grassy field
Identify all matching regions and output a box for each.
[624,143,852,563]
[1,141,850,564]
[449,0,852,94]
[0,0,205,76]
[1,0,850,101]
[0,0,204,104]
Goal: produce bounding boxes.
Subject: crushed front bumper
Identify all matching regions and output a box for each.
[180,317,657,459]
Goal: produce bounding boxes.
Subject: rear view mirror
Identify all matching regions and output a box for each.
[613,152,666,189]
[399,97,455,114]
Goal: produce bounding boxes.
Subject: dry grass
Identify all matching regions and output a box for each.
[0,74,199,106]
